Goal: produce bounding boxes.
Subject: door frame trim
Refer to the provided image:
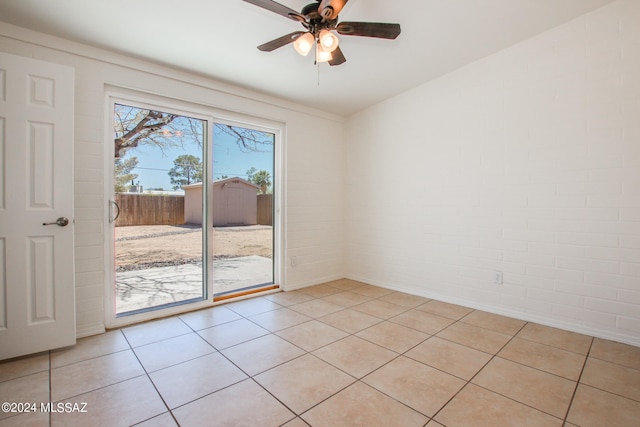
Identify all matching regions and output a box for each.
[103,88,285,328]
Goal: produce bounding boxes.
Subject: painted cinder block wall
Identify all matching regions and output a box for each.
[0,23,346,336]
[345,0,640,346]
[2,0,639,347]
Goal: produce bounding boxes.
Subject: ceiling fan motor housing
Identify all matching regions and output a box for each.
[318,0,342,20]
[302,3,322,19]
[320,6,334,19]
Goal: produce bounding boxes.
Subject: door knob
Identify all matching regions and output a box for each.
[43,217,70,227]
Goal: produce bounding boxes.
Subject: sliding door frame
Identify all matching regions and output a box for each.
[104,88,284,328]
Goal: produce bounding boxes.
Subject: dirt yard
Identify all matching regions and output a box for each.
[115,225,272,271]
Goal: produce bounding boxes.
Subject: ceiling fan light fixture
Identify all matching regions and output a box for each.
[316,45,333,63]
[318,29,339,52]
[293,32,314,56]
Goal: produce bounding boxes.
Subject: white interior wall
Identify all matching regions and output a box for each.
[0,22,346,337]
[345,0,640,346]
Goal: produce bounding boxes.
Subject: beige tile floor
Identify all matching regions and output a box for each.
[1,279,639,426]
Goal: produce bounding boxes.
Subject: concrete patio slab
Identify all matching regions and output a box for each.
[116,255,273,314]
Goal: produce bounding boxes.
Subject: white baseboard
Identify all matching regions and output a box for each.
[345,274,640,348]
[284,274,344,292]
[76,324,106,339]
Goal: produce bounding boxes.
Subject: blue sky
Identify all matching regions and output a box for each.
[121,124,274,191]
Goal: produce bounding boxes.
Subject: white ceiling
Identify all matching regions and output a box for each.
[0,0,615,116]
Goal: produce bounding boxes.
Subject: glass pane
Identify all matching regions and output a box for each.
[113,104,205,315]
[211,124,274,296]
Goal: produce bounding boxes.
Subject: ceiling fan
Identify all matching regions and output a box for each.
[242,0,401,66]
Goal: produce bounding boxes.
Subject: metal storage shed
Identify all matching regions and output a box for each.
[183,177,259,226]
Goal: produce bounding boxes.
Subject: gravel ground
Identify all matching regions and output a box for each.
[115,225,273,271]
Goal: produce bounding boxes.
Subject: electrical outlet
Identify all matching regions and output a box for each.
[494,271,503,285]
[290,256,297,268]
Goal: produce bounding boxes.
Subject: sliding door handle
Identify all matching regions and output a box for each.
[109,200,120,223]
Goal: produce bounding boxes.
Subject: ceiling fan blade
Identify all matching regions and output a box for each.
[242,0,303,22]
[258,31,306,52]
[318,0,349,20]
[336,21,401,39]
[328,46,346,66]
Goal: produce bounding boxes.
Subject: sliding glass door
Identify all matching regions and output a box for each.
[108,98,279,320]
[211,123,276,299]
[112,103,207,315]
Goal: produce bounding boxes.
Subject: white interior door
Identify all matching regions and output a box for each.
[0,52,75,360]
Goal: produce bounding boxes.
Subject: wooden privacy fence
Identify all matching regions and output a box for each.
[115,193,184,226]
[257,194,272,226]
[115,193,271,227]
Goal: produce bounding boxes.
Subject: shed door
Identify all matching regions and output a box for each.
[0,52,76,360]
[226,186,245,225]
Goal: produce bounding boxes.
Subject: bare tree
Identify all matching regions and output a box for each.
[214,125,274,153]
[114,104,273,159]
[114,106,184,158]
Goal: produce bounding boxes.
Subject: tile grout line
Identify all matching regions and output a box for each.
[271,289,470,424]
[50,333,147,405]
[470,328,587,422]
[120,326,181,426]
[561,336,594,426]
[454,319,596,423]
[233,294,377,425]
[214,302,334,423]
[427,319,530,424]
[569,349,640,403]
[174,310,633,427]
[258,290,453,424]
[239,288,420,423]
[299,295,517,424]
[3,283,638,426]
[31,284,636,426]
[141,314,262,424]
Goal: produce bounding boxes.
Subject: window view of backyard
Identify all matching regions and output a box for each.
[113,103,275,315]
